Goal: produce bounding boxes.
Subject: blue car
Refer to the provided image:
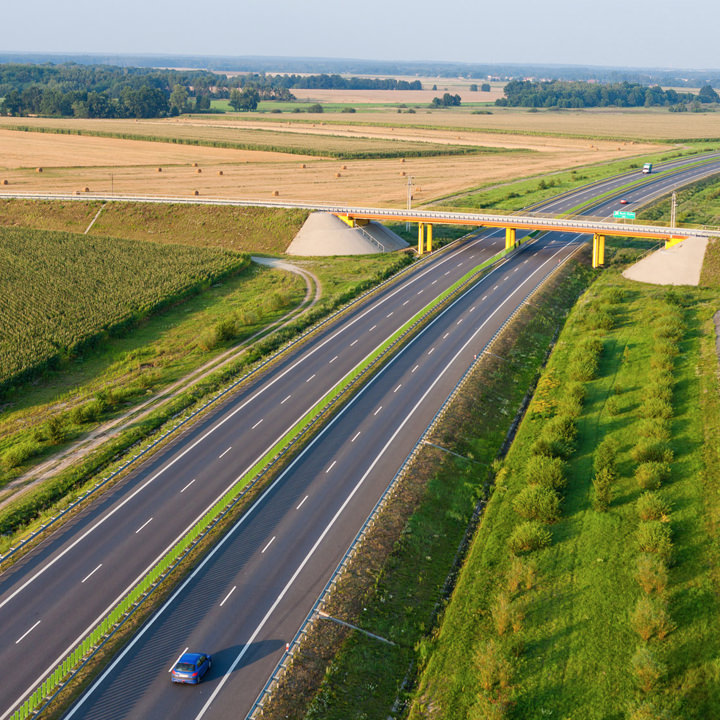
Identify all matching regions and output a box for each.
[171,652,212,684]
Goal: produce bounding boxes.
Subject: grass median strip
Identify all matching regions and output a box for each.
[10,242,517,720]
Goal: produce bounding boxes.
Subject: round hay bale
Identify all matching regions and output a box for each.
[84,187,90,192]
[400,158,405,163]
[194,190,199,196]
[272,190,279,197]
[400,171,406,176]
[36,167,43,173]
[341,165,347,170]
[157,167,162,172]
[196,168,202,173]
[192,162,198,167]
[2,179,8,185]
[335,172,342,178]
[217,170,224,176]
[300,163,306,169]
[75,190,81,195]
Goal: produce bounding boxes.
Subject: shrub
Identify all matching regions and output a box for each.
[635,462,672,490]
[507,556,538,594]
[631,646,665,693]
[569,337,603,381]
[603,286,626,304]
[592,467,614,512]
[513,485,561,523]
[637,492,671,522]
[582,305,614,331]
[644,383,673,405]
[629,699,674,720]
[640,397,673,421]
[637,521,673,563]
[653,316,684,342]
[524,455,566,490]
[636,419,671,441]
[474,639,514,693]
[636,553,668,594]
[2,440,42,469]
[508,521,552,555]
[491,591,524,635]
[631,596,675,641]
[605,395,621,415]
[632,441,673,465]
[532,415,576,459]
[594,436,618,477]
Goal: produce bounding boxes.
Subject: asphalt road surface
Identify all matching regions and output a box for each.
[0,154,718,720]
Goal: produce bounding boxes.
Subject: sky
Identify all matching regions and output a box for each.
[3,0,719,71]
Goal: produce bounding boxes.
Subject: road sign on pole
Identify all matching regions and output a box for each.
[614,210,636,220]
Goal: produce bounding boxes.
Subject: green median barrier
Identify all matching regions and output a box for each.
[9,240,521,720]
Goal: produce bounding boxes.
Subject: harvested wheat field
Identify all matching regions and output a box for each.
[175,116,660,155]
[318,107,720,141]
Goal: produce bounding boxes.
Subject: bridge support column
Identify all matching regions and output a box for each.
[418,223,425,255]
[505,227,516,251]
[426,224,433,253]
[592,234,605,268]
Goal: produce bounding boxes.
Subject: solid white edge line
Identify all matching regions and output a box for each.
[81,564,102,584]
[63,239,573,720]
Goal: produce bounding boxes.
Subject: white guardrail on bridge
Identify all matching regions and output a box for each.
[2,192,720,241]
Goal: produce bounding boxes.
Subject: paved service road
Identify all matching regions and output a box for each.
[0,154,718,720]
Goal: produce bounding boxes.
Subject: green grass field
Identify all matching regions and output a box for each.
[408,264,720,719]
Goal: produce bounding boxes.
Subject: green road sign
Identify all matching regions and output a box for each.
[614,210,636,219]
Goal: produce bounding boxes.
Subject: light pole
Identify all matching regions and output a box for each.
[670,191,677,228]
[110,173,114,197]
[405,175,413,232]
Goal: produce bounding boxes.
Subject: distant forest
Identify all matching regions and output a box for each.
[497,79,720,109]
[0,63,422,118]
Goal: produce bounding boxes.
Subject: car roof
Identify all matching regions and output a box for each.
[178,652,208,664]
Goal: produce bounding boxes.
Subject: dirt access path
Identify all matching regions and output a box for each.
[0,258,320,510]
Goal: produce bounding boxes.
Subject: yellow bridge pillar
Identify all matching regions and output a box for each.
[418,223,425,255]
[505,227,516,251]
[592,234,606,268]
[426,224,433,253]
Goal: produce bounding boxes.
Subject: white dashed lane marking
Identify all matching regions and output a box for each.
[351,431,361,442]
[135,518,153,534]
[326,461,337,474]
[180,479,196,493]
[81,564,102,584]
[252,419,263,429]
[261,537,276,554]
[220,586,236,607]
[296,495,308,510]
[219,446,232,459]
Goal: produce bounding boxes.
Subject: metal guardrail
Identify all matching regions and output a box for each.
[2,192,719,240]
[8,235,514,720]
[245,237,583,719]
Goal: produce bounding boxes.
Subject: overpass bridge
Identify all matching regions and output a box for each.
[333,206,720,267]
[2,192,719,268]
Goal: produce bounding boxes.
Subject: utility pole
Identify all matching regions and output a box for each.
[405,175,413,232]
[670,191,677,228]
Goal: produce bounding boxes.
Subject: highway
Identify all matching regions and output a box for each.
[0,154,718,720]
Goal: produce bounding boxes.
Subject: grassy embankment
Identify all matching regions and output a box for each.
[254,252,595,720]
[408,248,720,718]
[434,149,715,213]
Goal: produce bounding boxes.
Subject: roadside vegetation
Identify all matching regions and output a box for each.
[640,173,720,229]
[407,257,720,718]
[435,148,713,213]
[0,199,309,253]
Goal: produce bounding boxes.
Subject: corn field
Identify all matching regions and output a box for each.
[0,227,249,390]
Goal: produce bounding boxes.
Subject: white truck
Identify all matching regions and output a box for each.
[642,163,653,174]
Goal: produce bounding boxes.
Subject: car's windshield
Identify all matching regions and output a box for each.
[175,662,195,672]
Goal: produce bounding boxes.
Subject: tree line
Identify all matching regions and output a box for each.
[497,79,719,108]
[0,63,425,118]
